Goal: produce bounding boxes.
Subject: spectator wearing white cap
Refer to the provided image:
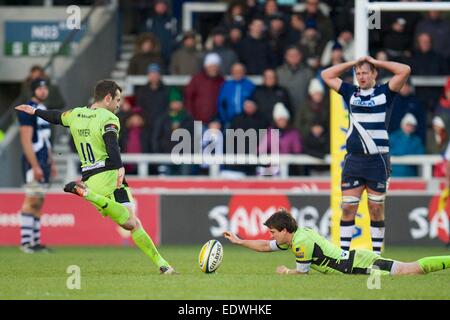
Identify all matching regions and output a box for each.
[294,78,328,138]
[204,27,239,75]
[390,113,424,177]
[257,102,302,176]
[259,102,302,155]
[184,53,225,123]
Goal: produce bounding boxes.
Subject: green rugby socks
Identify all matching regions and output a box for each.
[84,190,130,225]
[418,256,450,274]
[84,189,169,269]
[132,227,169,268]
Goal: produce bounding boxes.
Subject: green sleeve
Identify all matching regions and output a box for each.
[100,114,121,136]
[61,109,75,127]
[292,236,314,263]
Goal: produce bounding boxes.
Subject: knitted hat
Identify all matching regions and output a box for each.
[308,78,325,95]
[273,102,290,120]
[169,87,182,103]
[204,52,221,67]
[31,78,48,93]
[147,63,161,74]
[401,113,417,127]
[332,41,343,51]
[433,116,445,128]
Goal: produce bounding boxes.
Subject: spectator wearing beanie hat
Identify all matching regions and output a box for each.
[204,27,239,75]
[259,102,302,155]
[390,113,424,177]
[294,78,328,138]
[185,53,225,123]
[135,63,169,150]
[257,102,302,176]
[153,87,194,175]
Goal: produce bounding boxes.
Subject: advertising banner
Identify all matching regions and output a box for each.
[0,193,159,245]
[126,178,427,191]
[160,193,449,246]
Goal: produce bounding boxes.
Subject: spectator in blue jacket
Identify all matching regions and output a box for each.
[217,63,255,128]
[388,79,426,147]
[390,113,425,177]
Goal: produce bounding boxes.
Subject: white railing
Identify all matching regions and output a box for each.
[124,75,264,95]
[182,2,331,32]
[124,75,449,95]
[55,153,442,182]
[355,0,450,60]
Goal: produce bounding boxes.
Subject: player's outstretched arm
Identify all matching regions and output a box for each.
[321,60,356,92]
[223,231,272,252]
[365,56,411,92]
[15,104,63,125]
[276,265,307,275]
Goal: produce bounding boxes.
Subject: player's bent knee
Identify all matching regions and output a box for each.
[368,193,385,205]
[27,197,44,212]
[120,220,135,231]
[121,216,141,232]
[341,196,360,217]
[341,196,360,206]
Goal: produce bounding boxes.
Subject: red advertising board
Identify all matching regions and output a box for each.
[126,178,427,191]
[227,194,292,240]
[0,193,160,246]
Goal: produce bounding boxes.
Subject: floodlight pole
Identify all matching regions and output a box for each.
[354,0,369,59]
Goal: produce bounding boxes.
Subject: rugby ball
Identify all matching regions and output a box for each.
[199,240,223,273]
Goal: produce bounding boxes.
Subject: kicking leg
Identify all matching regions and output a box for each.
[64,181,175,274]
[121,205,175,274]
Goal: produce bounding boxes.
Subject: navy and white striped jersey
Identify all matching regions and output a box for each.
[338,82,397,154]
[17,100,52,161]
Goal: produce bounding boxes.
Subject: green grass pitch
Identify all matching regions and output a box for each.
[1,245,449,300]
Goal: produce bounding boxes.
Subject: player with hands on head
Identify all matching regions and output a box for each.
[321,55,411,255]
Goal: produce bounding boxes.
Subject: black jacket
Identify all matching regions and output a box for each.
[237,36,275,75]
[135,82,169,132]
[252,85,292,124]
[228,112,269,154]
[152,111,195,154]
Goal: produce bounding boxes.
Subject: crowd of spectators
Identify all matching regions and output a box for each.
[9,0,450,177]
[115,0,450,177]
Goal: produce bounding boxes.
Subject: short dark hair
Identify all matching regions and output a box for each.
[93,80,122,102]
[354,61,377,73]
[264,210,298,233]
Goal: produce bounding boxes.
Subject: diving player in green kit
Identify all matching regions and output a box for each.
[15,80,176,275]
[224,210,450,276]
